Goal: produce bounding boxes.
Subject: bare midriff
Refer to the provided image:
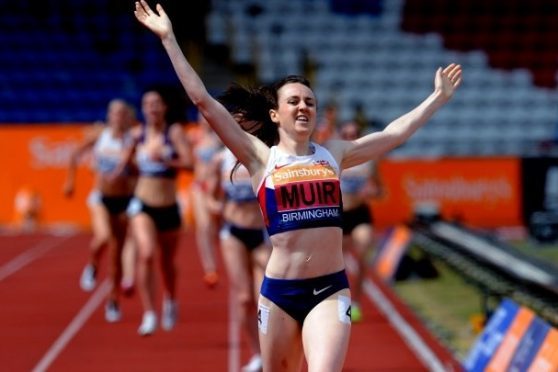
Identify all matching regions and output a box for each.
[96,174,136,197]
[134,177,177,206]
[265,226,344,279]
[223,201,264,229]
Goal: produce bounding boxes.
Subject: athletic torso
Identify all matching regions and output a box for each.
[256,143,345,279]
[134,124,178,206]
[221,148,263,228]
[340,161,375,210]
[93,127,135,196]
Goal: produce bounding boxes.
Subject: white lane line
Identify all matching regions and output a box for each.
[32,279,111,372]
[345,254,447,372]
[228,287,240,372]
[0,235,73,282]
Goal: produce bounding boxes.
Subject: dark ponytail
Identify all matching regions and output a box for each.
[217,76,313,181]
[217,83,278,181]
[217,83,278,147]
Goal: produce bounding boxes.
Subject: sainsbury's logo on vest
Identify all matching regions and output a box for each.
[272,164,337,184]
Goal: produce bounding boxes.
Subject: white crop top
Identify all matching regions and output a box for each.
[340,161,375,195]
[257,143,343,236]
[221,148,257,202]
[93,128,132,174]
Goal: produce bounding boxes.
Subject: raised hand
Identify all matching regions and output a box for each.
[434,63,462,101]
[134,0,173,40]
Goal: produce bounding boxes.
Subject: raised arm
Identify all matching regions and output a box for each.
[62,128,101,198]
[133,1,268,173]
[333,63,462,169]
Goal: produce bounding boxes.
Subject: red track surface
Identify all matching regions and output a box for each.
[0,231,461,371]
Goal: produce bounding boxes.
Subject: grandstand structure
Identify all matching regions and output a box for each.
[207,0,558,157]
[2,3,557,366]
[0,1,184,123]
[2,0,558,157]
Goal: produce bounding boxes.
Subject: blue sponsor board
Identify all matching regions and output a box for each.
[507,317,550,371]
[463,299,519,371]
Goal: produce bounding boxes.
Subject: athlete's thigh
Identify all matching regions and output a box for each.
[109,213,128,245]
[89,203,110,240]
[258,296,304,372]
[302,288,352,372]
[158,229,181,263]
[122,232,136,259]
[130,214,158,256]
[159,228,180,249]
[192,191,211,225]
[221,237,251,294]
[352,223,374,256]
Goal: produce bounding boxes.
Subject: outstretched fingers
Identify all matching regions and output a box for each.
[133,0,172,39]
[134,0,153,20]
[442,63,457,74]
[134,1,145,20]
[139,0,152,14]
[156,3,166,16]
[440,63,462,88]
[448,64,461,77]
[447,64,463,88]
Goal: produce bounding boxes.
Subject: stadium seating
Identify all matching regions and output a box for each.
[0,0,181,123]
[3,0,558,158]
[206,0,558,157]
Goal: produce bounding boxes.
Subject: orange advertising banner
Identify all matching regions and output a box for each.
[527,328,558,372]
[0,127,522,230]
[371,158,522,228]
[0,125,95,229]
[0,125,194,230]
[373,225,412,281]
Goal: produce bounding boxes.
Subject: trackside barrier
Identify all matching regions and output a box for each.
[360,259,464,371]
[412,220,558,326]
[0,124,195,230]
[372,225,413,281]
[374,221,558,370]
[464,298,558,372]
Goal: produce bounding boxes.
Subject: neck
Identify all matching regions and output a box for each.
[278,138,313,156]
[148,120,165,131]
[110,126,125,138]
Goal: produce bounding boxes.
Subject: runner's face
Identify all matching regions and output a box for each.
[142,91,167,124]
[108,101,132,131]
[272,83,316,138]
[340,123,359,140]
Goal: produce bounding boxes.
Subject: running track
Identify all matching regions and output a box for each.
[0,230,462,371]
